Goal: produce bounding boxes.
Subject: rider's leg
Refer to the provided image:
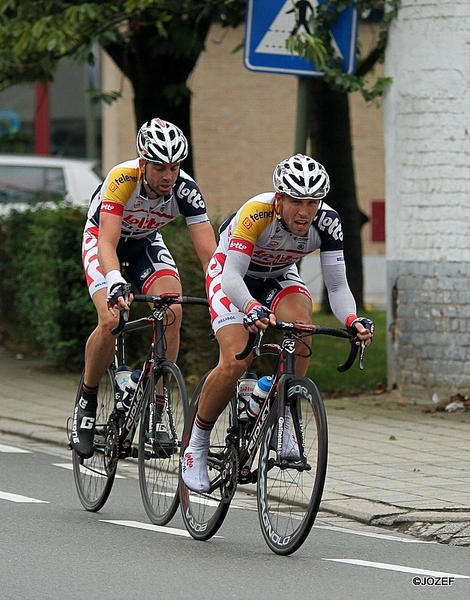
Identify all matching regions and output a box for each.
[83,288,119,386]
[182,323,251,493]
[273,291,313,376]
[145,275,182,364]
[71,288,119,458]
[272,291,313,459]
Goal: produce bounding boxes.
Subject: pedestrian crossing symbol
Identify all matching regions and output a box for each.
[244,0,358,77]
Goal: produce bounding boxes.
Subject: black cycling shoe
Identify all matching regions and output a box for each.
[145,424,177,458]
[70,397,97,459]
[155,423,171,443]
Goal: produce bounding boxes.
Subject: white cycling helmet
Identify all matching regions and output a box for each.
[136,118,188,163]
[273,154,330,199]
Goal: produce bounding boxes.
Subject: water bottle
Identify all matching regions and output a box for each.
[247,375,273,419]
[237,372,258,420]
[116,369,142,411]
[115,364,132,392]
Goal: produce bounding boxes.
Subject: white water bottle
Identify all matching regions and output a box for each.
[237,372,258,420]
[115,365,132,392]
[117,369,142,411]
[247,375,273,419]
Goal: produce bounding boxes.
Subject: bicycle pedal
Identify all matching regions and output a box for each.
[145,441,178,459]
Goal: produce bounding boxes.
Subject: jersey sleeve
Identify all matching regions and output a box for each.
[174,172,210,225]
[314,205,345,252]
[100,165,141,215]
[230,199,275,245]
[221,199,275,311]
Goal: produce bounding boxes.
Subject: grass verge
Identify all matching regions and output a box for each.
[306,310,386,397]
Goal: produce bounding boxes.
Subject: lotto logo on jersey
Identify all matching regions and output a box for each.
[229,239,250,253]
[316,212,343,241]
[243,217,252,230]
[177,181,205,209]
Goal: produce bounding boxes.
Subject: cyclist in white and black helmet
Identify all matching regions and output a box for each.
[71,118,216,459]
[182,153,374,493]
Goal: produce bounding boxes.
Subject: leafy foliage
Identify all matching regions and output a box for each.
[0,205,95,367]
[0,207,218,382]
[286,0,401,102]
[0,0,246,92]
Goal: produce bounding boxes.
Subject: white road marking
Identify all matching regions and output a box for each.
[314,524,433,543]
[323,558,470,579]
[0,491,49,503]
[0,443,31,453]
[102,519,224,538]
[52,463,125,478]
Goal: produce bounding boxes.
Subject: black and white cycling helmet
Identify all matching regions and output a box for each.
[273,154,330,199]
[136,118,188,163]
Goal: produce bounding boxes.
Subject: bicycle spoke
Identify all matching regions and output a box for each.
[257,377,328,555]
[179,372,233,540]
[72,368,116,511]
[138,361,188,526]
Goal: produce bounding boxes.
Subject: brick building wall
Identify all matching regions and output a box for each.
[384,0,470,396]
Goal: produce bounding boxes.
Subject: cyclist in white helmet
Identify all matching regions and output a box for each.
[71,117,216,459]
[182,153,373,493]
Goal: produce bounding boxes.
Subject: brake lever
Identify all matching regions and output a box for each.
[358,341,365,370]
[122,283,132,323]
[254,329,265,357]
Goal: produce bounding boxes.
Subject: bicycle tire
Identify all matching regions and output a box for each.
[179,371,234,541]
[257,377,328,555]
[72,367,116,511]
[138,360,188,525]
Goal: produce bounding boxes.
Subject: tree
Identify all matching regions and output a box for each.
[0,0,246,176]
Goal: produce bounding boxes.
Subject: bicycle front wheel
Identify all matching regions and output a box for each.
[138,361,188,525]
[72,367,116,512]
[257,377,328,555]
[179,371,234,541]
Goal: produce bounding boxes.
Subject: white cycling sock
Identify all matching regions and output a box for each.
[182,417,212,494]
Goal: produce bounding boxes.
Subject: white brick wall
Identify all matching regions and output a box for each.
[384,0,470,262]
[384,0,470,395]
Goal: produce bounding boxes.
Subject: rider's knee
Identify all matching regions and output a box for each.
[167,303,182,326]
[97,309,120,335]
[219,355,248,382]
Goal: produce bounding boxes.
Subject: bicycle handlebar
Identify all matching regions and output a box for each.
[235,321,362,372]
[111,292,209,336]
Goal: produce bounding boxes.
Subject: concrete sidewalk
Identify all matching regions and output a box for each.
[1,346,469,546]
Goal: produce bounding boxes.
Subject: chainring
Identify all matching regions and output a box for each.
[103,423,119,477]
[220,443,239,504]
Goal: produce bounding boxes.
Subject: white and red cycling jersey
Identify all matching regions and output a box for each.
[84,158,209,239]
[82,158,210,297]
[206,192,357,332]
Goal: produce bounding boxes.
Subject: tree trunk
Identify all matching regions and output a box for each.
[103,17,213,178]
[307,78,367,312]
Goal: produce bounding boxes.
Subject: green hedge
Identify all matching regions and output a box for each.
[0,208,218,383]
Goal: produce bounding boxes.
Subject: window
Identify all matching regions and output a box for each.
[0,165,66,205]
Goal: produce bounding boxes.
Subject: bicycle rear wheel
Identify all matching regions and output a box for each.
[138,361,188,525]
[179,371,234,541]
[257,377,328,555]
[72,367,116,512]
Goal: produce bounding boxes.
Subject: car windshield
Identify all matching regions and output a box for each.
[0,164,67,205]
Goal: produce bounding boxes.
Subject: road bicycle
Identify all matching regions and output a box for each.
[179,320,366,555]
[70,290,209,525]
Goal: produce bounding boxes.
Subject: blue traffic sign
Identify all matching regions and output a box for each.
[244,0,358,77]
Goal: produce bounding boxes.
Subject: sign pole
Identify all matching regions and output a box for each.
[294,76,309,154]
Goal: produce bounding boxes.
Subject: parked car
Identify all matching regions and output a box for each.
[0,154,102,214]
